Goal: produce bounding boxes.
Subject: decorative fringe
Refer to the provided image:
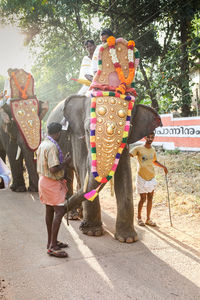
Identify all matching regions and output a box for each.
[84,183,103,202]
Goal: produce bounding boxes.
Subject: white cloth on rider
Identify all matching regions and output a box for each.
[78,56,92,95]
[135,175,157,194]
[90,45,101,75]
[0,158,11,188]
[3,79,11,105]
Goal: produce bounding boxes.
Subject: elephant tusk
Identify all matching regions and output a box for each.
[16,146,21,160]
[83,171,89,193]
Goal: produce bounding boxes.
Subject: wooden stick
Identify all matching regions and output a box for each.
[165,173,173,227]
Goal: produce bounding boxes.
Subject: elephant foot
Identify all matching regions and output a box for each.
[67,209,80,221]
[10,184,27,192]
[28,186,38,192]
[79,221,104,237]
[114,229,138,243]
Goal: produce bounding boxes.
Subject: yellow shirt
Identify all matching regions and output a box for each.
[37,139,64,180]
[131,145,157,181]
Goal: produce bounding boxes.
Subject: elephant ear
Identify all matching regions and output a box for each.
[128,104,162,144]
[0,108,10,126]
[63,95,90,135]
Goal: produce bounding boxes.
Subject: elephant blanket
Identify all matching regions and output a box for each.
[6,69,41,151]
[10,98,41,151]
[10,69,35,99]
[89,37,140,185]
[90,91,134,184]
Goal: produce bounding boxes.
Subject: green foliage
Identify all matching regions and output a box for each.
[165,148,181,155]
[0,0,199,116]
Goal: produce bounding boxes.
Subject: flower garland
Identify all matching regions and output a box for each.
[11,72,31,99]
[108,38,135,82]
[90,96,134,183]
[108,37,135,94]
[90,90,135,101]
[47,136,64,164]
[96,38,140,95]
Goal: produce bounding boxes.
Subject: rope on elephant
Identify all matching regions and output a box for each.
[83,171,89,193]
[65,199,69,226]
[110,177,114,196]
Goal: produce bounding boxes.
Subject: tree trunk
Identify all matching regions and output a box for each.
[179,14,191,116]
[140,61,159,111]
[73,1,84,43]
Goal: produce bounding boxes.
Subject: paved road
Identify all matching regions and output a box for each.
[0,189,200,300]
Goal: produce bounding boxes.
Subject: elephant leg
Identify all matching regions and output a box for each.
[80,190,103,236]
[23,150,38,192]
[65,167,74,198]
[7,142,26,192]
[0,147,6,162]
[65,167,80,220]
[65,175,104,237]
[114,146,138,243]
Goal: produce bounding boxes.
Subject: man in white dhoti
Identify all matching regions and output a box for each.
[78,40,96,95]
[130,132,168,227]
[0,158,11,189]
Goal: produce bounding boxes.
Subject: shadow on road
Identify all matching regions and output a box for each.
[145,226,200,262]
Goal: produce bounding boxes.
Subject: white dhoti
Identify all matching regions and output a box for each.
[0,158,11,188]
[135,175,157,194]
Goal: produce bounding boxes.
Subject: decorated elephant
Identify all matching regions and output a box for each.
[0,69,48,192]
[47,37,162,242]
[47,95,161,243]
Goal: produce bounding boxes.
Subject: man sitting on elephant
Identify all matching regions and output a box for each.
[78,39,96,95]
[90,28,114,76]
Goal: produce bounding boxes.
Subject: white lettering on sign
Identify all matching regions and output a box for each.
[155,126,200,137]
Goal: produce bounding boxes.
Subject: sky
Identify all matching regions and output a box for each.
[0,25,32,77]
[0,18,101,78]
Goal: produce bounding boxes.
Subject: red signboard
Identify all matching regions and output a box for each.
[138,114,200,151]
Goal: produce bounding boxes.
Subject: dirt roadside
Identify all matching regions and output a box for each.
[0,278,8,300]
[100,150,200,256]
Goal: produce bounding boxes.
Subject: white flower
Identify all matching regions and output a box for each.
[109,48,115,55]
[109,49,119,64]
[128,49,133,62]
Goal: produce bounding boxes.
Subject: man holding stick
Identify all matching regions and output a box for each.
[130,132,168,227]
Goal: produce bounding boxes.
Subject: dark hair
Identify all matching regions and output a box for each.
[146,132,155,137]
[84,40,95,46]
[47,122,62,135]
[101,28,114,37]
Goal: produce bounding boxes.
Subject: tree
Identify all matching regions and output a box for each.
[0,0,92,111]
[0,0,199,116]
